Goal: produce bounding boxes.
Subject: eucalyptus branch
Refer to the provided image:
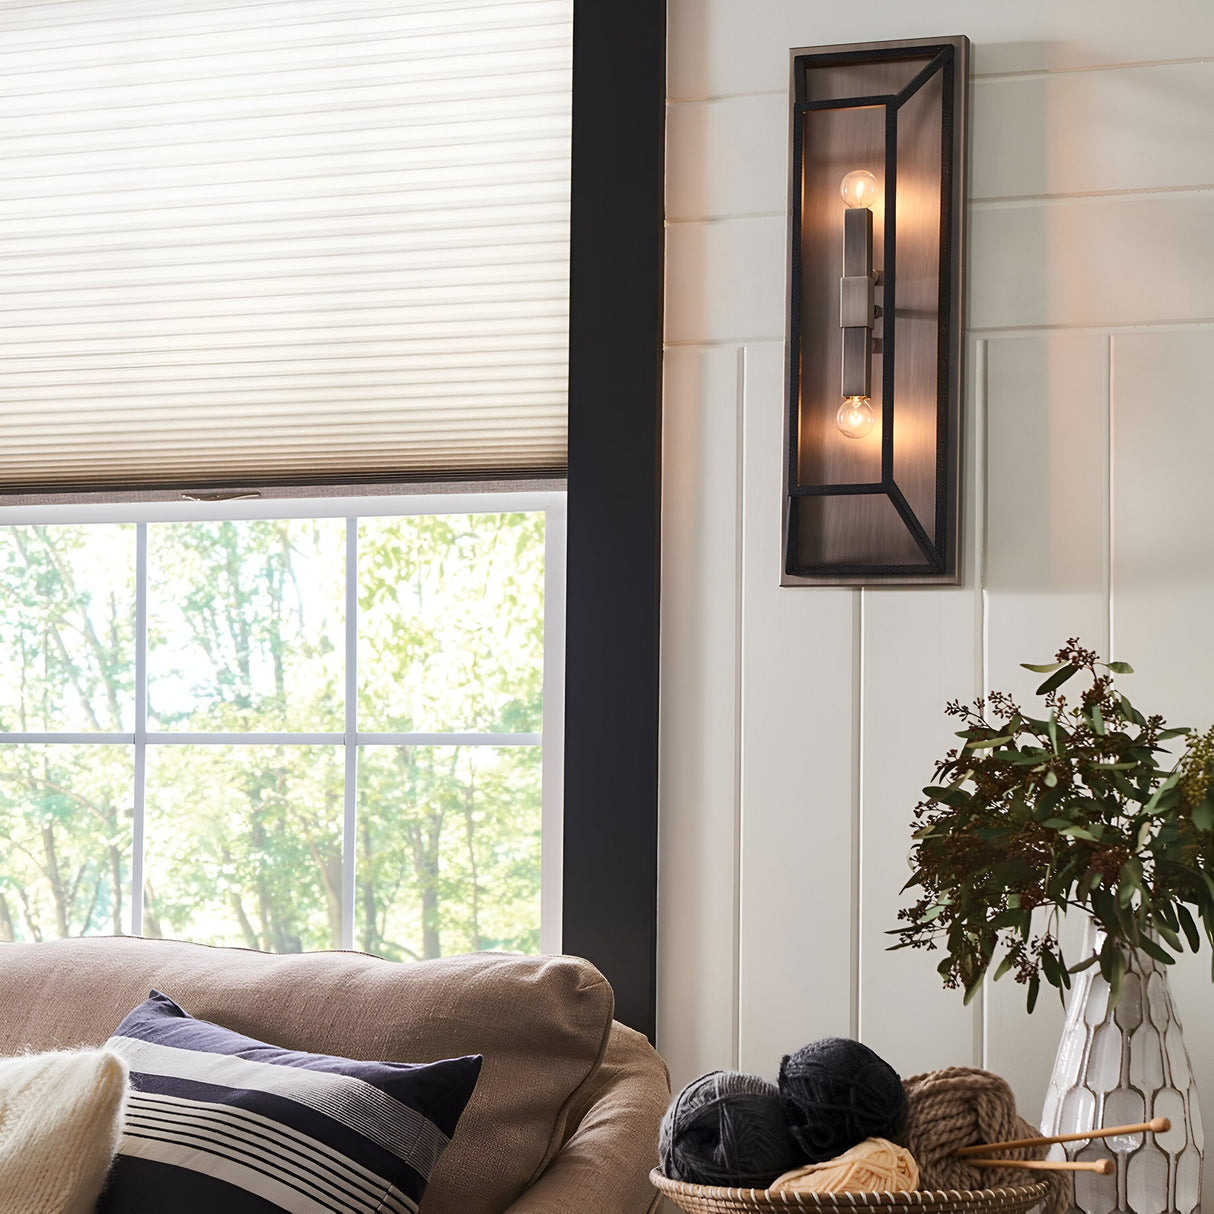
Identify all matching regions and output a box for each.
[890,639,1214,1010]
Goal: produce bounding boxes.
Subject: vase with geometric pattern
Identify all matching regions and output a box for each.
[1040,922,1203,1214]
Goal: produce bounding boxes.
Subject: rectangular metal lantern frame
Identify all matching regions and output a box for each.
[782,37,968,585]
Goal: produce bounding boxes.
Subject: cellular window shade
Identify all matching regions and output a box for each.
[0,0,572,491]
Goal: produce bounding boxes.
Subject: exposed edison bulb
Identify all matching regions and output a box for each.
[836,396,876,439]
[839,169,879,209]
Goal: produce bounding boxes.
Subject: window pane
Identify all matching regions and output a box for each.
[147,520,344,732]
[358,513,545,733]
[144,745,342,951]
[357,744,541,961]
[0,743,133,939]
[0,524,135,732]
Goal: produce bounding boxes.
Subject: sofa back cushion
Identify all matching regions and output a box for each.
[0,938,616,1214]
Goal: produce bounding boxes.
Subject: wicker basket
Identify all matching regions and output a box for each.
[650,1170,1050,1214]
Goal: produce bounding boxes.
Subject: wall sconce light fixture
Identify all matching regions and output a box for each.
[782,37,968,585]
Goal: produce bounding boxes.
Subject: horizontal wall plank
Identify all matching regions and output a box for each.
[666,94,787,222]
[972,62,1214,199]
[738,339,855,1077]
[658,344,745,1092]
[665,216,786,345]
[970,194,1214,331]
[668,0,1214,101]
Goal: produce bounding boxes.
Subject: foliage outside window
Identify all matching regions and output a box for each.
[0,507,552,962]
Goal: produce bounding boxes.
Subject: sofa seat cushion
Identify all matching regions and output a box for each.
[97,990,481,1214]
[0,938,617,1214]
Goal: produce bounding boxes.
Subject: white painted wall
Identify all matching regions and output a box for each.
[658,0,1214,1201]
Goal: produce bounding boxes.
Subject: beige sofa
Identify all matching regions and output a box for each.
[0,936,670,1214]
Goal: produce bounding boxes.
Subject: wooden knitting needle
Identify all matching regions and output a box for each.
[954,1118,1170,1157]
[963,1159,1114,1175]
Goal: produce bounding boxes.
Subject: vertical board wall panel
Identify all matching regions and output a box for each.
[982,334,1111,1117]
[1112,329,1214,1211]
[739,339,855,1075]
[659,344,745,1091]
[861,332,986,1074]
[859,589,980,1074]
[661,0,1214,1151]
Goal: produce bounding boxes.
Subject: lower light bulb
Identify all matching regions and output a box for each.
[836,396,876,439]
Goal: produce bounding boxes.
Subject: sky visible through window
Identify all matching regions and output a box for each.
[0,508,550,962]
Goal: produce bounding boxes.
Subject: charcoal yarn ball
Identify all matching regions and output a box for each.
[659,1070,802,1187]
[778,1037,906,1163]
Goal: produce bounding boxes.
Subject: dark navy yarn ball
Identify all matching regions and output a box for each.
[658,1070,803,1187]
[777,1037,906,1163]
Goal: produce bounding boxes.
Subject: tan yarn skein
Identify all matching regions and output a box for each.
[902,1067,1069,1214]
[772,1138,920,1194]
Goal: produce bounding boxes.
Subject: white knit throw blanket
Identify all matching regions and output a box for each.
[0,1049,129,1214]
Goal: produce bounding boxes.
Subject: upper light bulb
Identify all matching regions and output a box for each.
[839,170,879,210]
[836,396,876,440]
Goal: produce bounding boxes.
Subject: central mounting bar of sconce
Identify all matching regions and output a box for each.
[839,207,880,399]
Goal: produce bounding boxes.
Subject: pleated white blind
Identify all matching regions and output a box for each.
[0,0,572,491]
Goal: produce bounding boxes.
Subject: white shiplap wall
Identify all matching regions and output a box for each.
[658,2,1214,1204]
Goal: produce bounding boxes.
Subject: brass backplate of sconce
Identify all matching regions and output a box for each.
[782,36,968,586]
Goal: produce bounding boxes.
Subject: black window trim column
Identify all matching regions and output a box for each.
[563,0,666,1040]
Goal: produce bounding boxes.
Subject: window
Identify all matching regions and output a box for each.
[0,492,564,959]
[0,0,664,1035]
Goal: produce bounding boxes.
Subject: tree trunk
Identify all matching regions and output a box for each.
[359,817,378,954]
[0,893,14,942]
[109,844,123,935]
[409,815,443,960]
[41,824,70,938]
[462,775,481,952]
[142,879,164,938]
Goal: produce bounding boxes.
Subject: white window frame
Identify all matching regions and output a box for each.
[0,489,566,956]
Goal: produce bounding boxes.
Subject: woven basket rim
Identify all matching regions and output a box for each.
[649,1168,1051,1212]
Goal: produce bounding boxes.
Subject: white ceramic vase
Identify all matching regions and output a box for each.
[1040,923,1204,1214]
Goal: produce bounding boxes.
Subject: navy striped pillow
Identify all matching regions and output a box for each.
[97,990,481,1214]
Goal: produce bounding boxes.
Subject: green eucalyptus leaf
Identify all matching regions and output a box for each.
[1154,920,1184,953]
[963,972,985,1006]
[1136,935,1175,965]
[1193,801,1214,833]
[1107,661,1134,674]
[1026,972,1041,1013]
[1091,702,1106,735]
[1144,772,1182,814]
[1022,662,1066,674]
[1037,665,1080,696]
[1041,948,1062,987]
[1061,825,1100,841]
[1067,952,1100,975]
[1048,713,1061,754]
[993,954,1017,982]
[967,736,1015,750]
[1078,867,1104,898]
[1109,950,1125,1004]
